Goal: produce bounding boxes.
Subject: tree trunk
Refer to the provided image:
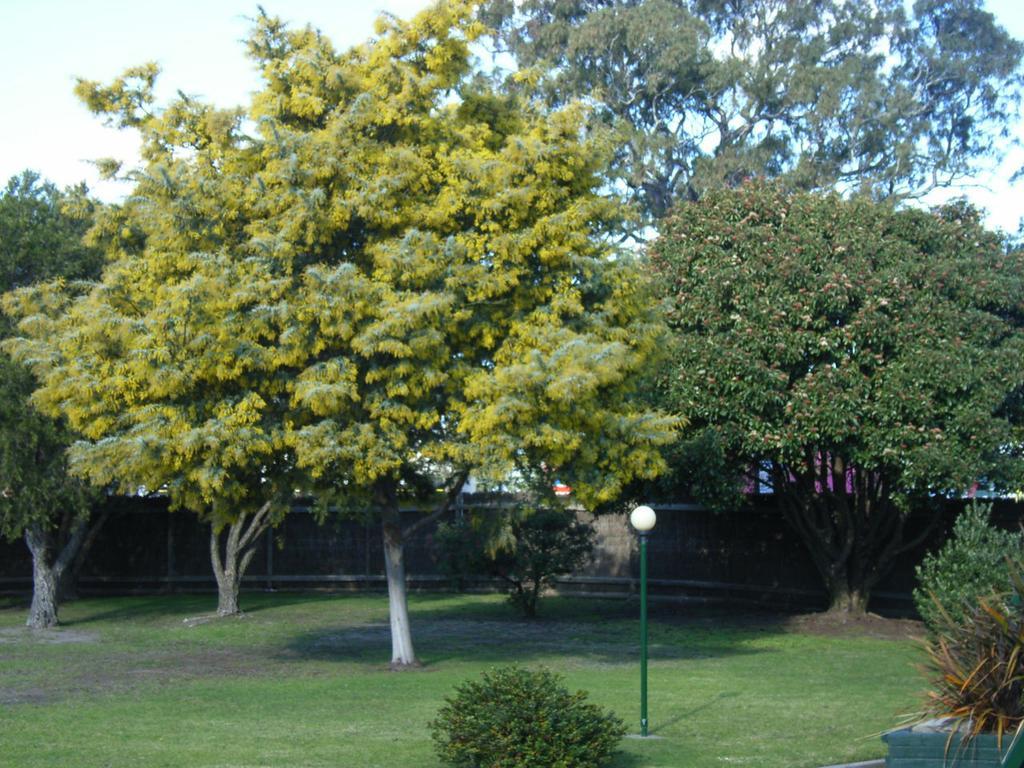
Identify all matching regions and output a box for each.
[372,473,466,668]
[208,502,274,617]
[23,517,91,629]
[57,508,111,602]
[786,499,878,616]
[24,524,59,629]
[773,460,941,617]
[214,567,241,616]
[524,581,541,618]
[381,503,419,668]
[823,567,870,616]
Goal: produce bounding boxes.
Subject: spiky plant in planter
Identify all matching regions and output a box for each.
[923,559,1024,747]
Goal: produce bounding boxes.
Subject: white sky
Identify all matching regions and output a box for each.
[1,0,1022,232]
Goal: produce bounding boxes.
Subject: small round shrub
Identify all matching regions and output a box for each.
[914,502,1023,631]
[430,666,626,768]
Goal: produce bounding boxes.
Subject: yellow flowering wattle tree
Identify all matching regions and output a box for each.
[4,1,677,663]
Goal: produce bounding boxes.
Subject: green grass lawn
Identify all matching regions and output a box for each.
[0,592,925,767]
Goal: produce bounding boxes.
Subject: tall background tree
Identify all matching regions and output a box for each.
[5,1,678,662]
[0,172,104,628]
[483,0,1024,235]
[650,182,1024,614]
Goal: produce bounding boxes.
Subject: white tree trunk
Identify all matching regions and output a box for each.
[381,503,419,668]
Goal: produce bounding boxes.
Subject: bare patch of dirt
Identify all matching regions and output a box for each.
[0,686,51,705]
[782,611,924,641]
[650,602,925,641]
[0,627,99,644]
[182,612,250,627]
[0,646,293,707]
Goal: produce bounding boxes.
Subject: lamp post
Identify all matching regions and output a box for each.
[630,504,656,737]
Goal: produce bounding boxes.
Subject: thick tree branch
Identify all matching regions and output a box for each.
[402,470,469,539]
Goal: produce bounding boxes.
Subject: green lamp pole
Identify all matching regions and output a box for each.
[630,505,656,737]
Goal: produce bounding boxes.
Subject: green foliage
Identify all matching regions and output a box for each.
[484,0,1024,234]
[434,515,486,591]
[636,427,746,512]
[430,666,626,768]
[0,172,102,302]
[923,559,1024,744]
[650,182,1024,611]
[914,502,1024,631]
[0,358,95,541]
[435,504,595,616]
[653,183,1024,490]
[0,172,102,542]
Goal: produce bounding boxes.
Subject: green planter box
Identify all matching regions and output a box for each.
[883,721,1011,767]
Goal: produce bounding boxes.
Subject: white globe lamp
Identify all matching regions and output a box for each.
[630,505,656,533]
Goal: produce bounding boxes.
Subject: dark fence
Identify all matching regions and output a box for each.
[1,495,1021,615]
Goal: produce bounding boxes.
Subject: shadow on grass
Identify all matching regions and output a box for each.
[408,592,798,631]
[58,595,216,626]
[649,691,740,736]
[58,590,337,626]
[16,591,792,670]
[609,749,647,768]
[278,596,781,667]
